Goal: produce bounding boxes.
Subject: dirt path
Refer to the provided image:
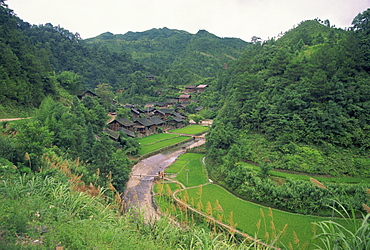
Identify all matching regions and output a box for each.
[124,139,206,222]
[0,117,30,122]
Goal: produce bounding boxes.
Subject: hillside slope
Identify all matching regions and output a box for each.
[85,27,250,78]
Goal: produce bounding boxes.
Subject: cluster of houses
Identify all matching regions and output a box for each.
[104,107,187,140]
[78,81,209,142]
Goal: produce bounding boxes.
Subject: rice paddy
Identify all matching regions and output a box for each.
[169,125,209,135]
[154,152,341,248]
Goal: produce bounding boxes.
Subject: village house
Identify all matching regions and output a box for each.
[179,94,191,103]
[133,118,155,137]
[185,85,196,93]
[103,128,120,141]
[108,118,134,132]
[196,84,208,93]
[131,108,141,120]
[149,116,165,131]
[166,99,178,107]
[119,127,135,138]
[77,90,98,100]
[139,107,156,117]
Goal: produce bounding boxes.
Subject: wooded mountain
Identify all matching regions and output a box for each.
[85,28,249,79]
[206,15,370,179]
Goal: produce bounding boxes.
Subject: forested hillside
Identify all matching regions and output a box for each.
[0,1,148,109]
[205,12,370,214]
[85,28,249,81]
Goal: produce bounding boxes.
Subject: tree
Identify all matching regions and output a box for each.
[56,71,82,95]
[94,83,114,111]
[189,114,203,124]
[12,120,54,171]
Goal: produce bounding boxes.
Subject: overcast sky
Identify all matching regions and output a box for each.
[6,0,370,42]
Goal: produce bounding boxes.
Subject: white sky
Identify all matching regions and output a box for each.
[6,0,370,42]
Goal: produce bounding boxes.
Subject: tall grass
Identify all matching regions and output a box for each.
[311,179,370,250]
[1,172,266,249]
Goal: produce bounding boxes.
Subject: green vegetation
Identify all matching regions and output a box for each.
[85,28,249,80]
[173,153,208,187]
[0,170,254,249]
[205,11,370,218]
[169,125,209,135]
[137,133,179,145]
[183,184,324,248]
[2,1,370,247]
[138,136,191,155]
[240,162,370,184]
[156,152,346,248]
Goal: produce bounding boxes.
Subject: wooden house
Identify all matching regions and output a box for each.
[149,117,165,131]
[185,85,196,93]
[179,95,191,103]
[108,118,134,131]
[167,116,185,129]
[103,128,120,141]
[134,118,155,137]
[196,84,208,93]
[166,99,178,106]
[158,109,175,117]
[139,107,156,117]
[131,108,141,120]
[77,90,98,100]
[119,127,135,138]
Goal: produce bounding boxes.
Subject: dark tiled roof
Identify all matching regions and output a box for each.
[131,108,140,115]
[173,116,184,122]
[150,117,165,125]
[153,110,165,116]
[166,99,178,103]
[136,118,154,127]
[116,118,134,127]
[159,109,174,114]
[77,90,98,98]
[120,128,135,138]
[172,112,185,119]
[156,102,166,107]
[140,107,156,113]
[103,128,120,140]
[195,106,204,111]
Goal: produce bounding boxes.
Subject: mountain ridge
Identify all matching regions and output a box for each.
[85,27,249,78]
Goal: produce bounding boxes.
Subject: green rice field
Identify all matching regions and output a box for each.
[167,153,208,187]
[169,125,209,135]
[155,152,353,249]
[137,133,179,146]
[138,136,191,155]
[182,184,330,248]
